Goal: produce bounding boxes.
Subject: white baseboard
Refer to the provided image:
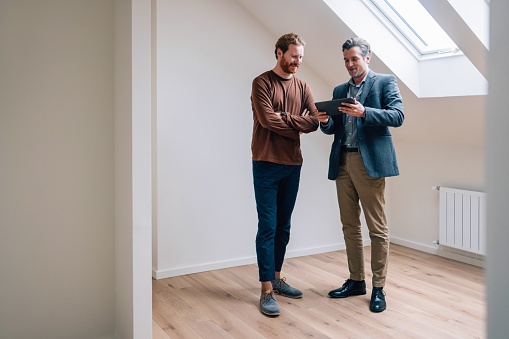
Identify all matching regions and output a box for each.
[153,256,257,280]
[390,237,439,254]
[285,239,372,259]
[152,240,373,280]
[390,236,485,268]
[285,243,346,259]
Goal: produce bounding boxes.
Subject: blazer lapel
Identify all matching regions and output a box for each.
[359,70,376,105]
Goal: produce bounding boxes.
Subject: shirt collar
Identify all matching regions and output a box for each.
[348,71,369,87]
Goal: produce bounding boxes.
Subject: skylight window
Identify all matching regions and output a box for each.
[363,0,460,57]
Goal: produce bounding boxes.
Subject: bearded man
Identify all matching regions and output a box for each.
[251,33,318,316]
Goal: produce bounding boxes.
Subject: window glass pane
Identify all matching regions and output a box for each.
[368,0,458,55]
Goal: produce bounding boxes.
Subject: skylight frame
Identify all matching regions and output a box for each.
[361,0,462,59]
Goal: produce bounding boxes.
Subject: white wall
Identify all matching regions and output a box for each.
[0,1,115,338]
[486,0,509,336]
[153,0,349,279]
[389,84,486,265]
[114,0,153,337]
[419,55,487,98]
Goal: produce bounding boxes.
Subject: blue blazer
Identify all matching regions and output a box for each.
[321,70,404,180]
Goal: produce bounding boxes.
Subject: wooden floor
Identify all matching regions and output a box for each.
[152,245,485,338]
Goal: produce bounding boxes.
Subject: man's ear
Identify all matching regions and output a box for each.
[276,48,283,60]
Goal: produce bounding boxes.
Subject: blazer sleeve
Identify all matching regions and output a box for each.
[320,119,336,134]
[363,75,404,128]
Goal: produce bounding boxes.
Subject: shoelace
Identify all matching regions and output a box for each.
[261,290,276,303]
[273,277,288,290]
[373,288,386,298]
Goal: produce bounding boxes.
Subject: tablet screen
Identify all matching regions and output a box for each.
[315,98,355,116]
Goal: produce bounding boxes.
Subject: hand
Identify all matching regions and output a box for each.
[338,98,366,117]
[316,110,329,124]
[301,108,309,117]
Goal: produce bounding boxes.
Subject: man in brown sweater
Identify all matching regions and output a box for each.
[251,33,318,316]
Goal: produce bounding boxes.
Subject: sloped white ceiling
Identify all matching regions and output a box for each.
[235,0,488,98]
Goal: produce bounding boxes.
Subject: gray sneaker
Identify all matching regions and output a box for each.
[272,277,303,299]
[260,290,280,316]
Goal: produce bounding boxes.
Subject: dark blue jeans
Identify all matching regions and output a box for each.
[253,161,302,282]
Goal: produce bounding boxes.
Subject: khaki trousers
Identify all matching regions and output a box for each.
[335,151,389,287]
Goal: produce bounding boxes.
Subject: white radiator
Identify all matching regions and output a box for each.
[437,186,487,255]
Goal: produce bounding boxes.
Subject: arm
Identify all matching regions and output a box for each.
[286,109,319,133]
[339,75,404,127]
[363,75,404,127]
[318,85,345,135]
[251,77,300,140]
[319,115,336,135]
[285,84,319,134]
[316,107,336,134]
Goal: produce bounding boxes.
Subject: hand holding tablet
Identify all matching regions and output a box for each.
[315,98,356,116]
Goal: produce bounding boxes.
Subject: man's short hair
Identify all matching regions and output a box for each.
[274,33,306,59]
[342,37,372,59]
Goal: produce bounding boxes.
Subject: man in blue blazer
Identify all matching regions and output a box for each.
[317,37,404,313]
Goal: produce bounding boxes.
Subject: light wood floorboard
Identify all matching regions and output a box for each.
[153,244,485,338]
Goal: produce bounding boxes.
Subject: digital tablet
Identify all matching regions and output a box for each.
[315,98,355,116]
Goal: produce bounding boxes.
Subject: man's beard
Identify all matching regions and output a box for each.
[349,68,361,78]
[281,59,299,74]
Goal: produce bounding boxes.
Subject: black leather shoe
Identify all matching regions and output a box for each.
[328,279,366,298]
[370,287,386,312]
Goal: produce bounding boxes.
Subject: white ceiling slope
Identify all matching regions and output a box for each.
[235,0,487,98]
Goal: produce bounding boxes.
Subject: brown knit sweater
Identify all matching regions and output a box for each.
[251,70,319,165]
